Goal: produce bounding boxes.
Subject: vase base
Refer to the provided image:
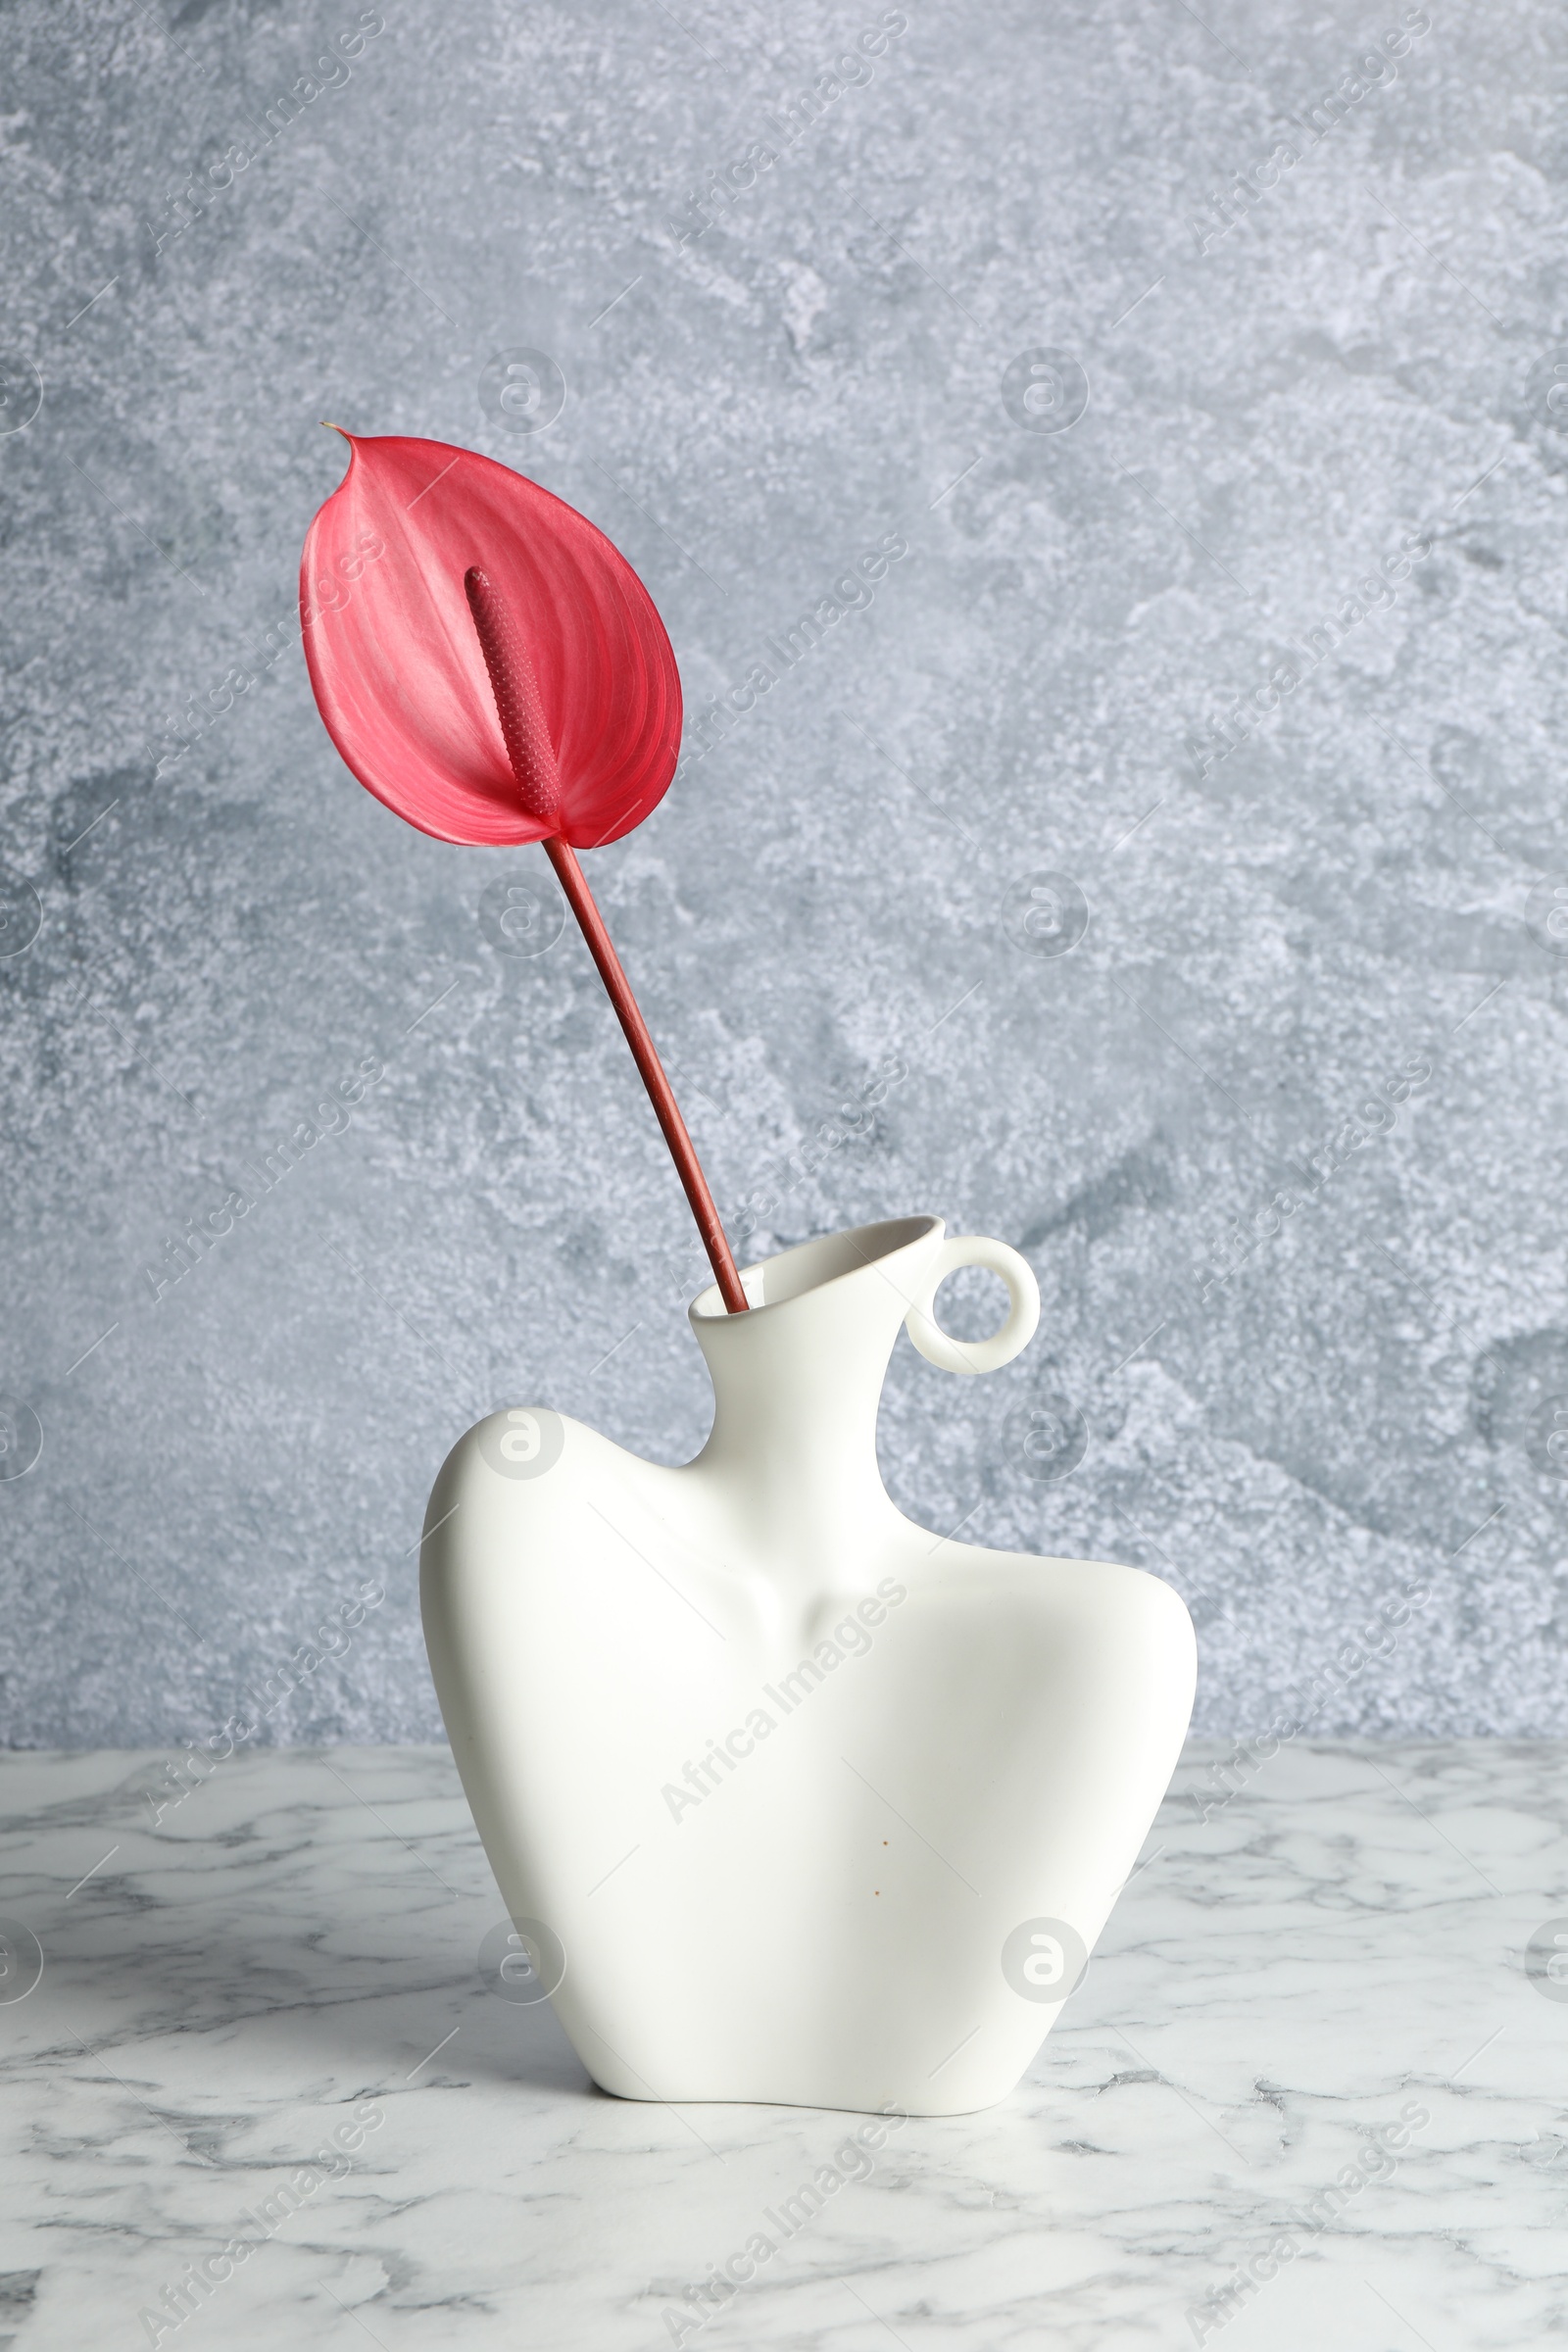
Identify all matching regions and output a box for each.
[586,2074,1023,2120]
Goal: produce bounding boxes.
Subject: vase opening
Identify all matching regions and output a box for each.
[691,1214,941,1321]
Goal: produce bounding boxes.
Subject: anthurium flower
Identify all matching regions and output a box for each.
[299,429,747,1311]
[300,431,682,849]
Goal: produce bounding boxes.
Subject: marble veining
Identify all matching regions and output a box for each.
[0,1741,1561,2349]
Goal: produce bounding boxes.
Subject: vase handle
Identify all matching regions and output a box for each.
[904,1235,1041,1375]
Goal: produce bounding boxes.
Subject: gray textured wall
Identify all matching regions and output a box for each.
[2,0,1564,1747]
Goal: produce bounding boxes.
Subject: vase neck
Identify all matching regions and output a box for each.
[688,1219,946,1565]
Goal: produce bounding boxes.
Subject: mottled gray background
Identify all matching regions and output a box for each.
[2,0,1564,1746]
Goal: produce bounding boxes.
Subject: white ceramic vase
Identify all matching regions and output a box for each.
[420,1215,1195,2116]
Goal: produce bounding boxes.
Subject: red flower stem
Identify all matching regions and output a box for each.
[543,837,749,1315]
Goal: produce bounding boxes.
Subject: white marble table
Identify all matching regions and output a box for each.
[0,1742,1560,2350]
